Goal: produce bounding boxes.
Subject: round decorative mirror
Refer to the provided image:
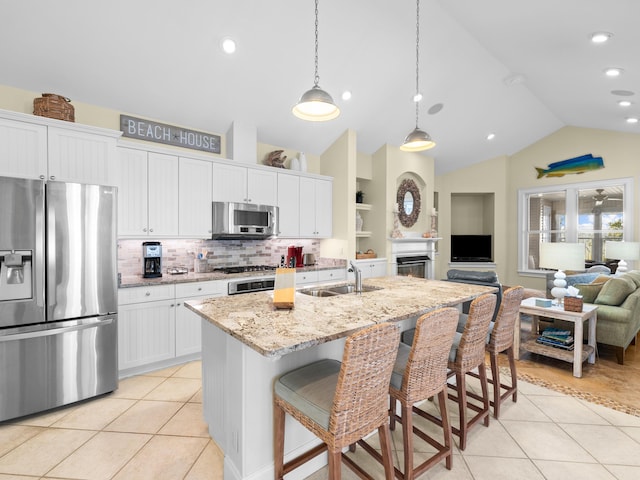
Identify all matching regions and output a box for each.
[397,179,421,227]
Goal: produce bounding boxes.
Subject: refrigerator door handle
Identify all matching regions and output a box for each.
[0,317,114,343]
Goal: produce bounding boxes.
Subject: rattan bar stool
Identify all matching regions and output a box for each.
[424,294,496,451]
[273,322,400,480]
[356,307,459,479]
[484,286,524,418]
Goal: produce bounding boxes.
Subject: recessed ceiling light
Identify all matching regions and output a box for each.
[221,37,236,54]
[590,31,613,44]
[341,91,352,101]
[413,93,423,102]
[626,117,639,124]
[618,100,632,107]
[604,67,623,77]
[486,133,496,140]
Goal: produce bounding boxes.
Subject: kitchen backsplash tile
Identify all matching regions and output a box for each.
[118,238,322,277]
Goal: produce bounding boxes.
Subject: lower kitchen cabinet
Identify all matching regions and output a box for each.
[175,281,226,357]
[352,258,387,279]
[118,281,226,376]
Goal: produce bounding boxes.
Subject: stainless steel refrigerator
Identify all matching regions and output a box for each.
[0,176,118,422]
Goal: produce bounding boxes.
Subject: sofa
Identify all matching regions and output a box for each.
[554,270,640,364]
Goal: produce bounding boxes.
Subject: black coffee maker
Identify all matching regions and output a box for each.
[142,241,162,278]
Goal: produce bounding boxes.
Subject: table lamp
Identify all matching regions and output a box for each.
[605,241,640,274]
[539,242,586,306]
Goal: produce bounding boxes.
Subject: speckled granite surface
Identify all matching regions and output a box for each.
[185,276,496,358]
[119,264,344,288]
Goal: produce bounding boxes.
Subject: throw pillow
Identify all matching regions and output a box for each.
[592,274,612,285]
[575,282,604,303]
[622,271,640,288]
[594,276,636,306]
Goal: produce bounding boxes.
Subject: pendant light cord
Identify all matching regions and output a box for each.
[414,0,420,128]
[314,0,320,87]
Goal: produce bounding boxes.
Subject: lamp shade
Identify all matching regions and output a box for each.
[539,243,585,271]
[400,127,436,152]
[292,85,340,121]
[605,241,640,261]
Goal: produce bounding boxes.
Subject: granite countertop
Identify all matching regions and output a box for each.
[185,276,497,358]
[119,264,345,288]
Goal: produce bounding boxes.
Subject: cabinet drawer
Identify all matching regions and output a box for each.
[296,271,319,285]
[175,280,227,298]
[118,284,175,305]
[318,268,346,283]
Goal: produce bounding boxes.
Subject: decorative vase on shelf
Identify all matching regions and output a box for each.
[356,211,363,232]
[290,156,300,171]
[355,191,364,203]
[298,152,307,172]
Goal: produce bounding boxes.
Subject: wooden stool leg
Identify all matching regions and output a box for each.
[507,346,518,403]
[455,372,468,451]
[490,353,501,418]
[378,423,395,480]
[273,401,285,480]
[402,403,415,480]
[328,449,341,480]
[389,396,397,431]
[478,363,490,427]
[437,389,453,470]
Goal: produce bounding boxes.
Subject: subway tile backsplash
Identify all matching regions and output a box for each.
[118,238,322,277]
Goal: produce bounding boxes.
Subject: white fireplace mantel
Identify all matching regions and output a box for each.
[389,237,440,279]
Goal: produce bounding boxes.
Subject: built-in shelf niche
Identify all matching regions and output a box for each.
[451,192,495,262]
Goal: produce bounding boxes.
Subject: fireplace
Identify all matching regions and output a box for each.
[390,237,439,279]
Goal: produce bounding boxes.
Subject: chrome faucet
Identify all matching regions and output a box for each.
[349,261,362,294]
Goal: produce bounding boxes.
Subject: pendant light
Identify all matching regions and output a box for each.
[292,0,340,121]
[400,0,436,151]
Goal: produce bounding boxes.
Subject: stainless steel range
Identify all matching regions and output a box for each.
[214,265,276,295]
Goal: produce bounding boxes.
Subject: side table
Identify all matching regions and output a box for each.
[518,297,597,378]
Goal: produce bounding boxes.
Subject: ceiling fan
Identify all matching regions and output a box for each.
[593,188,623,206]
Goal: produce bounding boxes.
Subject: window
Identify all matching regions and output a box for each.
[518,178,633,273]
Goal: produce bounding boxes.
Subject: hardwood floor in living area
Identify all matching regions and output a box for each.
[514,319,640,415]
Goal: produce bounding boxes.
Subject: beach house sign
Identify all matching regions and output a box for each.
[120,115,221,154]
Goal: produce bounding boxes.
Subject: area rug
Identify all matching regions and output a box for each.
[505,367,640,417]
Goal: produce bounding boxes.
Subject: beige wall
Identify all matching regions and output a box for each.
[436,126,640,290]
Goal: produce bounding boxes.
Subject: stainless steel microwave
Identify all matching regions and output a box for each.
[211,201,278,239]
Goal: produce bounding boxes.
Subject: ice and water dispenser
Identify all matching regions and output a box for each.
[0,250,32,301]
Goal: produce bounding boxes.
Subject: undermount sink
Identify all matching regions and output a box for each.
[298,283,383,297]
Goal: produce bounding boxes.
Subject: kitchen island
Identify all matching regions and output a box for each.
[185,276,496,480]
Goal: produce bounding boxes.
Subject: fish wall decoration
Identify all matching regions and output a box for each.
[535,153,604,179]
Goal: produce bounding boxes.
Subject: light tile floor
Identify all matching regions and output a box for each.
[1,361,640,479]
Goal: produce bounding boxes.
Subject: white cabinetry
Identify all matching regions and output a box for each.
[299,176,332,238]
[47,126,118,185]
[0,110,120,184]
[175,281,226,357]
[212,162,277,205]
[352,258,387,279]
[115,147,179,237]
[179,157,213,238]
[118,280,227,376]
[277,172,300,237]
[118,285,176,373]
[0,117,47,179]
[296,268,346,286]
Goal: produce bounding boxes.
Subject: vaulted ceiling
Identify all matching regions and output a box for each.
[1,0,638,174]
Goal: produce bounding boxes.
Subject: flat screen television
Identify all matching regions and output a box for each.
[451,235,493,262]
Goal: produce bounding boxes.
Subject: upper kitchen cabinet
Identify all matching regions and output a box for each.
[115,147,179,237]
[277,172,300,237]
[0,109,120,184]
[212,162,277,205]
[0,117,47,179]
[299,176,332,238]
[47,126,118,185]
[179,157,212,238]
